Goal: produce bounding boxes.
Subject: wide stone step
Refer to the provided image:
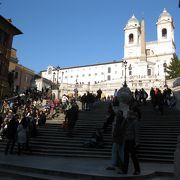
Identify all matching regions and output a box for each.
[139,134,178,138]
[140,137,178,141]
[140,130,180,134]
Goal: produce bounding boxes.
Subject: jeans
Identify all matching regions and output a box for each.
[124,140,140,173]
[111,142,124,168]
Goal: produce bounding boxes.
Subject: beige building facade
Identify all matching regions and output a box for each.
[0,16,22,98]
[9,48,35,94]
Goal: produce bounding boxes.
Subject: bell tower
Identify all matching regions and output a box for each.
[156,8,175,55]
[124,15,141,59]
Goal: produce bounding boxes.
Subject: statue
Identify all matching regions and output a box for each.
[114,86,133,118]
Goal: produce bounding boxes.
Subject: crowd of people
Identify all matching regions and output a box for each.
[0,88,80,154]
[0,89,45,155]
[0,86,176,175]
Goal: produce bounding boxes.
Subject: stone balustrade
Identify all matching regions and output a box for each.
[174,135,180,180]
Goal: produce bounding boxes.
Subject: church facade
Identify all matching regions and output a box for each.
[41,9,175,97]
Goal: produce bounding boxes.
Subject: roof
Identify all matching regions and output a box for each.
[157,8,172,23]
[125,15,140,29]
[159,8,171,18]
[40,60,122,73]
[0,15,22,35]
[128,15,139,24]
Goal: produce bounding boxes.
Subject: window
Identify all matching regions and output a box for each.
[0,29,8,46]
[128,64,132,76]
[108,67,111,73]
[101,72,104,75]
[162,28,167,39]
[146,49,150,56]
[15,72,18,79]
[129,33,134,43]
[25,76,28,82]
[147,69,151,76]
[107,75,111,80]
[82,74,85,77]
[95,73,97,76]
[88,74,91,76]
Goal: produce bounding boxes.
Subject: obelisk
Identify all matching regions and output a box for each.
[140,18,146,61]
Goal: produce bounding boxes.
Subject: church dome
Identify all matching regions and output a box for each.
[126,15,140,27]
[158,8,172,22]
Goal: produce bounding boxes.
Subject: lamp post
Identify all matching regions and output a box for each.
[123,60,127,87]
[74,79,78,100]
[56,66,60,99]
[163,62,167,87]
[51,72,56,101]
[53,72,56,85]
[61,71,64,97]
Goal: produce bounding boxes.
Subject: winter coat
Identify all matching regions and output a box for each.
[5,118,19,139]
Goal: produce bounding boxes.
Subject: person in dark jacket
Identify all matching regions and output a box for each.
[4,114,19,154]
[65,103,79,137]
[106,110,126,172]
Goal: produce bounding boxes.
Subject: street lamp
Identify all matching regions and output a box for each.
[53,72,56,84]
[123,60,127,87]
[163,62,167,87]
[56,66,61,99]
[56,66,60,88]
[74,79,78,100]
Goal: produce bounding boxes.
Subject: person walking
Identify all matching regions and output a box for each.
[4,114,19,155]
[106,110,126,173]
[65,102,79,137]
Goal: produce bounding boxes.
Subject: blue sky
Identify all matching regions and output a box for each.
[1,0,180,73]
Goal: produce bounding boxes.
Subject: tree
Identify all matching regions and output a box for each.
[166,54,180,79]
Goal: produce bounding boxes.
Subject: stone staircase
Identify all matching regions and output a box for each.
[0,101,180,163]
[137,103,180,163]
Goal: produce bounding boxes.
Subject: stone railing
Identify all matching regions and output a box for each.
[174,135,180,180]
[170,77,180,110]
